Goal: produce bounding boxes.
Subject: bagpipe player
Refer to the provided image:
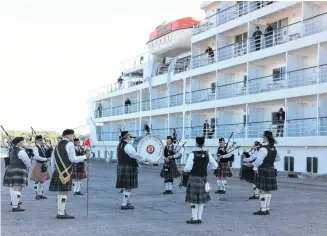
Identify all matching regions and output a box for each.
[3,137,32,212]
[241,141,261,200]
[71,138,87,195]
[183,136,218,224]
[49,129,90,219]
[116,131,148,210]
[160,136,181,194]
[245,131,280,215]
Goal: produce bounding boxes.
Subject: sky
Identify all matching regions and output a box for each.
[0,0,203,134]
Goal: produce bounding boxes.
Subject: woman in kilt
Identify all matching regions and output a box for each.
[246,131,280,215]
[71,138,87,195]
[160,136,181,194]
[49,129,89,219]
[215,138,233,194]
[3,137,31,212]
[116,131,147,210]
[184,136,218,224]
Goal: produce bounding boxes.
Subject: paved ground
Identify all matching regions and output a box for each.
[1,161,327,236]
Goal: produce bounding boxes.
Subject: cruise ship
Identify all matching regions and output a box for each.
[88,1,327,175]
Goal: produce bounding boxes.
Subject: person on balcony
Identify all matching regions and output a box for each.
[203,120,210,138]
[118,75,124,89]
[276,108,285,137]
[253,26,262,51]
[97,103,102,118]
[124,98,131,114]
[205,46,214,64]
[264,23,274,48]
[172,128,177,144]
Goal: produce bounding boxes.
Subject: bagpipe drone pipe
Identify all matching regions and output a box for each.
[30,127,54,158]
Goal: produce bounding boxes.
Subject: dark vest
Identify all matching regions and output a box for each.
[217,146,229,163]
[118,141,138,166]
[164,145,176,163]
[9,147,27,169]
[36,145,47,163]
[190,150,209,177]
[54,140,73,176]
[75,146,85,156]
[259,144,277,169]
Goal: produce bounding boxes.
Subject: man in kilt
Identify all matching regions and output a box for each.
[246,131,280,215]
[30,135,51,200]
[184,136,217,224]
[49,129,90,219]
[160,136,181,194]
[116,131,147,210]
[215,138,233,194]
[3,137,31,212]
[241,141,261,200]
[72,138,87,195]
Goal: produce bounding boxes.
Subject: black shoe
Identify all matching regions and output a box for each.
[197,220,202,224]
[215,190,222,194]
[266,210,270,215]
[253,210,268,215]
[127,203,134,209]
[11,201,22,206]
[249,195,259,200]
[220,190,226,194]
[168,190,173,194]
[119,189,124,193]
[186,219,200,224]
[56,213,75,219]
[39,195,48,199]
[35,195,41,200]
[121,204,134,210]
[162,190,170,194]
[12,206,25,212]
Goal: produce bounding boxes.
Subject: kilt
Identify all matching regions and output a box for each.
[49,170,72,192]
[71,163,87,180]
[255,167,277,192]
[30,162,50,182]
[215,162,232,178]
[160,162,181,179]
[185,175,210,204]
[116,165,138,189]
[3,166,29,187]
[239,166,255,183]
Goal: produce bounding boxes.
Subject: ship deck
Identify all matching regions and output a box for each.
[1,161,327,236]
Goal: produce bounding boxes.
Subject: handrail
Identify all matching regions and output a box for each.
[287,117,316,122]
[217,80,244,87]
[287,65,317,73]
[249,73,286,82]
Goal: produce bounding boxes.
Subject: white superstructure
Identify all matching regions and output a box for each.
[88,1,327,175]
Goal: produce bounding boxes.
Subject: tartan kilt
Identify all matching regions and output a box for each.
[30,162,50,182]
[3,166,29,187]
[71,163,87,180]
[49,170,72,192]
[160,162,181,179]
[185,175,210,204]
[215,162,232,178]
[116,165,138,189]
[255,168,277,192]
[239,166,255,183]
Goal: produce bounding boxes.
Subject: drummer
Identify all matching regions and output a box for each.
[242,141,261,200]
[160,136,181,194]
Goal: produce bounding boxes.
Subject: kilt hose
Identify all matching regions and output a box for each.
[49,170,72,192]
[185,175,210,204]
[255,167,277,192]
[116,165,138,189]
[71,163,87,180]
[3,167,29,187]
[240,166,255,184]
[30,162,50,182]
[160,162,181,180]
[215,162,232,178]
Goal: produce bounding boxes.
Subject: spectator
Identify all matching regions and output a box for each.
[118,75,124,89]
[172,128,177,143]
[252,26,262,51]
[203,119,210,138]
[97,103,102,118]
[276,107,285,137]
[264,23,274,48]
[125,98,132,113]
[205,46,215,64]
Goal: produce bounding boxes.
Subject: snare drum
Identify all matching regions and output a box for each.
[133,136,164,164]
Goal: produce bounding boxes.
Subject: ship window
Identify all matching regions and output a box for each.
[271,112,279,125]
[272,67,286,81]
[284,156,294,171]
[306,157,318,173]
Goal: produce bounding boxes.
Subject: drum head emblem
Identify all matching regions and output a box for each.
[146,145,155,154]
[133,136,164,163]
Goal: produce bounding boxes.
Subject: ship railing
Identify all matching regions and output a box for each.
[217,40,248,61]
[120,52,150,71]
[318,117,327,136]
[185,92,191,104]
[142,100,151,111]
[184,126,201,139]
[99,131,121,141]
[247,121,279,138]
[249,21,302,53]
[319,64,327,84]
[287,118,317,137]
[170,93,183,107]
[152,96,169,110]
[248,73,286,95]
[192,50,217,69]
[303,12,327,37]
[124,102,140,114]
[174,57,191,74]
[111,105,124,116]
[217,80,246,100]
[169,127,183,140]
[248,1,274,13]
[217,123,246,139]
[151,128,168,140]
[287,66,318,89]
[191,87,216,104]
[94,107,111,118]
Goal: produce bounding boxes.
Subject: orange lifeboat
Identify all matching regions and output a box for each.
[147,17,201,57]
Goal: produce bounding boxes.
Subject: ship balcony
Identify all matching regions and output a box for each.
[216,123,246,139]
[142,100,151,111]
[217,81,246,99]
[191,87,216,104]
[151,96,169,110]
[125,102,140,114]
[319,117,327,136]
[151,128,168,140]
[217,40,248,61]
[287,118,317,137]
[120,52,149,72]
[192,49,217,69]
[194,1,274,35]
[170,93,183,107]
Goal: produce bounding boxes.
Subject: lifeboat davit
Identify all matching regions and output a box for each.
[147,17,201,57]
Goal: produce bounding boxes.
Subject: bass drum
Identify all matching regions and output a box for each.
[133,136,164,164]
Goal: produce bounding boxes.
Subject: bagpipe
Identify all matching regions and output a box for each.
[0,125,35,159]
[163,139,187,172]
[30,127,54,158]
[218,132,241,163]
